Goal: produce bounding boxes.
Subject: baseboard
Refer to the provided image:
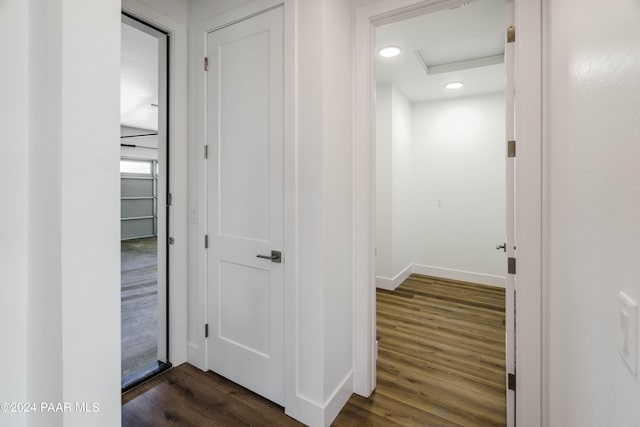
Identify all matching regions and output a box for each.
[375,264,412,290]
[324,371,353,426]
[287,371,353,427]
[412,264,505,288]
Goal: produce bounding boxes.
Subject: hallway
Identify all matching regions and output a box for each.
[122,275,505,426]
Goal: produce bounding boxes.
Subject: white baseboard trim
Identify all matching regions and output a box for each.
[375,264,412,290]
[289,371,353,427]
[324,371,353,426]
[289,393,323,427]
[412,264,505,288]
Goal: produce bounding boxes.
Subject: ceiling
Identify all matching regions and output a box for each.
[120,0,505,128]
[375,0,506,102]
[121,22,159,131]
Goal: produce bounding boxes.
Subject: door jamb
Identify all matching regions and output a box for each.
[121,0,190,368]
[352,0,543,425]
[122,10,171,367]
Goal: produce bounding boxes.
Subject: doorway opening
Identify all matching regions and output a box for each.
[373,0,510,424]
[120,12,171,391]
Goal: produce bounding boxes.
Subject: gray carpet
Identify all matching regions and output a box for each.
[121,237,158,379]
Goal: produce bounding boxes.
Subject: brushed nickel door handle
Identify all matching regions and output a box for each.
[256,250,281,263]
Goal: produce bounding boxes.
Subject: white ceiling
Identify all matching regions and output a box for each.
[121,22,159,131]
[120,0,505,128]
[375,0,506,102]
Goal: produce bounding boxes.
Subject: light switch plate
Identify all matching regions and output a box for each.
[618,291,637,375]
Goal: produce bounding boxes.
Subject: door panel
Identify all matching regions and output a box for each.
[206,6,284,406]
[218,31,271,241]
[219,261,270,355]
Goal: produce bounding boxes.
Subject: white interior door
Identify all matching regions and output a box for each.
[205,6,284,406]
[505,2,516,426]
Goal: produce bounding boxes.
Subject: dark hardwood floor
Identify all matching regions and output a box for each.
[122,364,303,427]
[122,274,505,426]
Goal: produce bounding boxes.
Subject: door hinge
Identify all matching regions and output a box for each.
[508,373,516,390]
[168,192,173,206]
[204,234,209,249]
[168,237,175,245]
[204,145,209,159]
[507,26,516,43]
[205,323,209,338]
[507,140,516,158]
[204,57,209,71]
[508,257,516,275]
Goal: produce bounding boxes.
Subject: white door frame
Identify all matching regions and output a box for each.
[353,0,543,425]
[191,0,297,415]
[122,0,190,367]
[204,5,285,405]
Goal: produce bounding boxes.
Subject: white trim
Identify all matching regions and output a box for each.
[375,263,412,290]
[121,0,189,368]
[291,395,325,427]
[290,371,354,427]
[353,1,543,426]
[281,0,297,421]
[188,0,209,372]
[541,0,551,424]
[324,371,354,427]
[412,264,506,288]
[376,264,505,290]
[514,0,543,424]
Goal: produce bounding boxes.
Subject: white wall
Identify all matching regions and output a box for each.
[295,1,356,419]
[375,90,505,288]
[131,0,188,24]
[412,93,505,284]
[391,87,413,276]
[1,0,123,426]
[57,0,122,422]
[546,0,640,426]
[375,84,413,287]
[321,0,354,415]
[376,85,393,280]
[295,0,326,412]
[1,1,190,425]
[0,2,29,426]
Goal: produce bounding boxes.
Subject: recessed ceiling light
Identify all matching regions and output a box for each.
[445,82,464,90]
[379,46,401,58]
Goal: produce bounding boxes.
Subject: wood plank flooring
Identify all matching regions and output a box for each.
[122,364,304,427]
[122,274,505,426]
[333,274,506,427]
